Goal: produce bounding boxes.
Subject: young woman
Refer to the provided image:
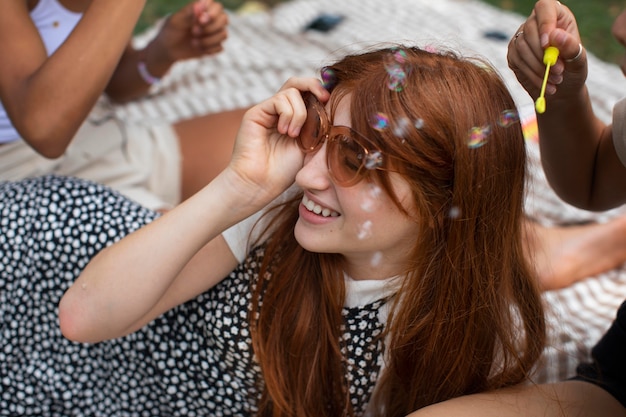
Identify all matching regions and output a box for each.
[2,45,546,416]
[0,0,243,210]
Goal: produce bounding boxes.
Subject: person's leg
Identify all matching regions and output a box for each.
[174,107,248,201]
[523,216,626,290]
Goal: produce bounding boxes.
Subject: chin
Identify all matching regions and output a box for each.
[294,222,334,254]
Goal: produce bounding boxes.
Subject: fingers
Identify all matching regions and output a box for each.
[192,0,228,33]
[258,77,327,137]
[508,0,587,98]
[190,0,228,52]
[190,26,228,53]
[509,22,552,96]
[272,89,308,137]
[192,0,211,25]
[533,1,583,65]
[533,0,560,47]
[278,77,331,103]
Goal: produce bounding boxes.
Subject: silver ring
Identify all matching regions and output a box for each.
[514,31,524,42]
[565,43,583,63]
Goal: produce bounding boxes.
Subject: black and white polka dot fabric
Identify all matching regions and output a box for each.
[0,175,387,416]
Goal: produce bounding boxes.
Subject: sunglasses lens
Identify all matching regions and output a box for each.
[298,97,323,151]
[329,133,365,185]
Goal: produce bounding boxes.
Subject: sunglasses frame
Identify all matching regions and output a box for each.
[297,93,386,187]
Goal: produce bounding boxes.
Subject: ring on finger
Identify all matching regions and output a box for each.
[565,43,584,63]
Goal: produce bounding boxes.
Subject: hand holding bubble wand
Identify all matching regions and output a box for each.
[535,46,559,114]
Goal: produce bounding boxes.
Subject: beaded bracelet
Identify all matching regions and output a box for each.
[137,60,160,85]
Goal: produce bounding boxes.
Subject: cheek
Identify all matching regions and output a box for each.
[350,188,413,239]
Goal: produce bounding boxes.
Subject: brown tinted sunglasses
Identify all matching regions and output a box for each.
[297,93,388,187]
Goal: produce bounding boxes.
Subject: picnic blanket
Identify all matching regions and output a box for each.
[116,0,626,383]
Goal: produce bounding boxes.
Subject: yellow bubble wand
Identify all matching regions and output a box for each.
[535,46,560,114]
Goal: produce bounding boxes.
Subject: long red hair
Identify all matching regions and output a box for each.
[250,46,545,416]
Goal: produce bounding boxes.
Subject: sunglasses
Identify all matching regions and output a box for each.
[297,93,388,187]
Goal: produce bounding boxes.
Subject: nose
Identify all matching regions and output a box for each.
[295,140,332,190]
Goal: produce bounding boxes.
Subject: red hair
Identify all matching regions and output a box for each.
[250,46,545,416]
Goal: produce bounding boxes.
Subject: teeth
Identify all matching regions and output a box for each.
[302,195,339,218]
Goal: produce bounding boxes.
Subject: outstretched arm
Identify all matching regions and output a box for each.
[58,77,329,343]
[508,0,626,210]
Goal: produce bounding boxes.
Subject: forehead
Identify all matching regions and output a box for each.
[326,93,352,127]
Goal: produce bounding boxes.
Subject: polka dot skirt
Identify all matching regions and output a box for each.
[0,175,386,416]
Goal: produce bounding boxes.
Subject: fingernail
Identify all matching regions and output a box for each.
[540,34,549,47]
[548,74,563,85]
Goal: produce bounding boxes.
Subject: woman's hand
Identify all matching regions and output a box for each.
[222,77,330,207]
[507,0,587,101]
[150,0,229,67]
[107,0,228,102]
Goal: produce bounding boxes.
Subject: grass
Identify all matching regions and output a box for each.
[137,0,624,64]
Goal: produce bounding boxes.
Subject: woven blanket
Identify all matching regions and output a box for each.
[117,0,626,383]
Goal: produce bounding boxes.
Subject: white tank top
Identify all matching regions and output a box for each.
[0,0,82,143]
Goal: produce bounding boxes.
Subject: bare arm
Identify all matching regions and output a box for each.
[58,77,329,343]
[508,0,626,210]
[407,381,626,417]
[58,188,244,343]
[0,0,146,158]
[536,84,626,211]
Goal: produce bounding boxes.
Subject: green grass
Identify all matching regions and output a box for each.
[137,0,625,64]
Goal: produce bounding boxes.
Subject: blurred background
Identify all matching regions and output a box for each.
[137,0,626,64]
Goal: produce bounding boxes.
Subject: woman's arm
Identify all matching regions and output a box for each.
[58,188,244,343]
[58,77,329,343]
[406,381,626,417]
[0,0,146,158]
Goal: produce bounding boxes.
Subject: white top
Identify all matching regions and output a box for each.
[0,0,82,143]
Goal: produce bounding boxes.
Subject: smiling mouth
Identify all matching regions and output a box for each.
[302,195,340,218]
